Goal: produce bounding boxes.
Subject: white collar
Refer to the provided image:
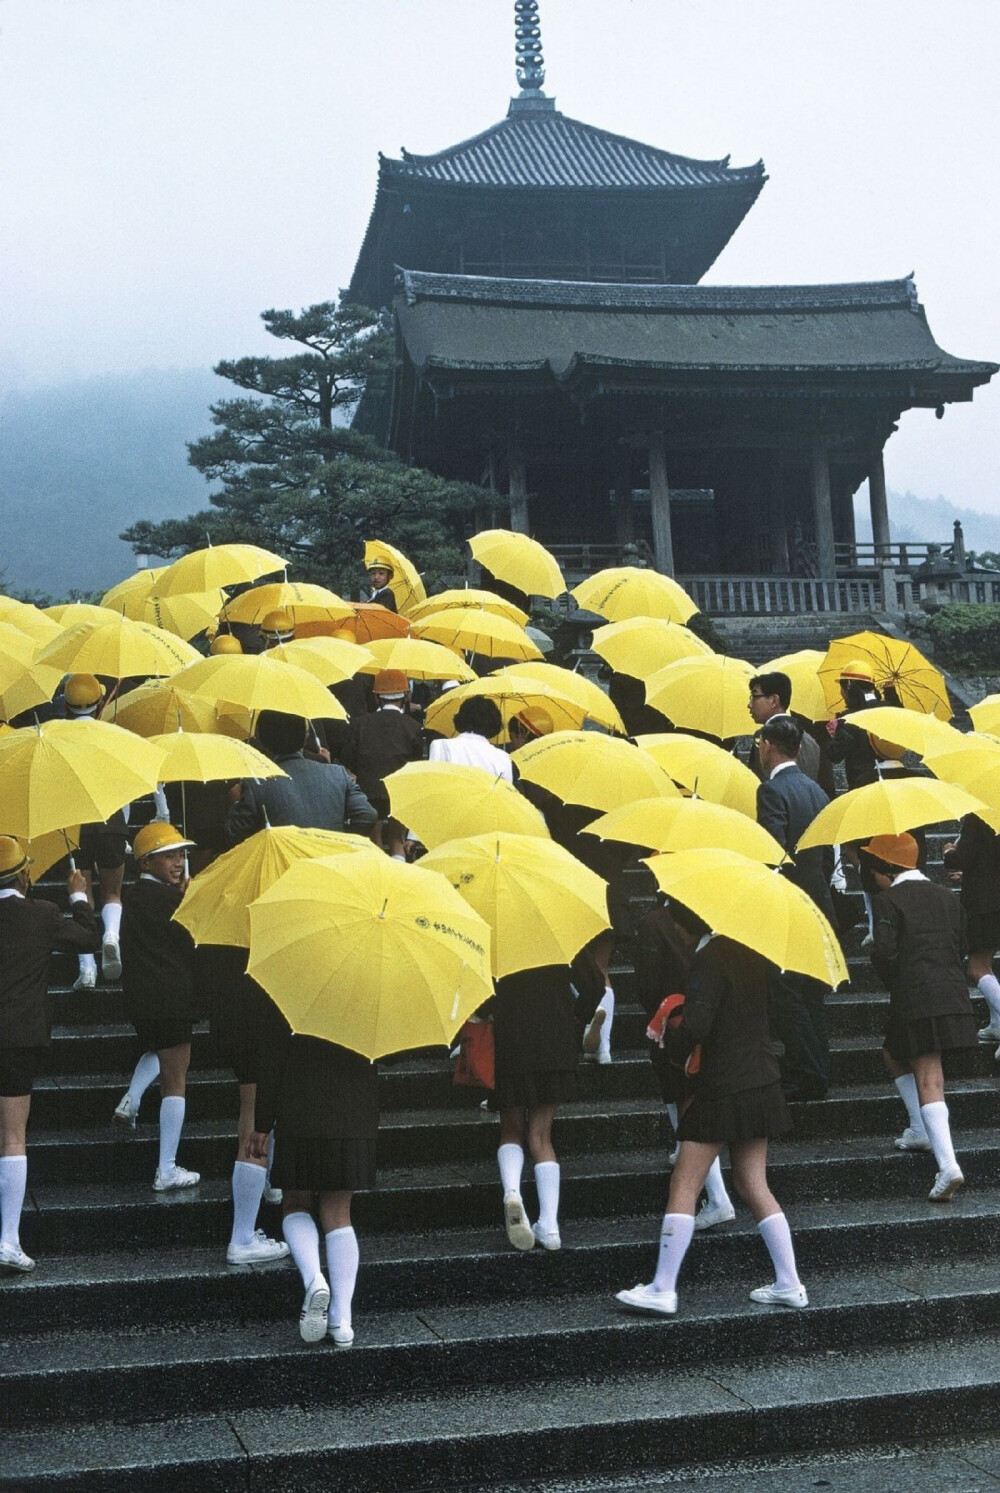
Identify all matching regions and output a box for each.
[893,868,928,885]
[0,887,25,900]
[379,703,405,713]
[695,933,713,952]
[769,760,796,778]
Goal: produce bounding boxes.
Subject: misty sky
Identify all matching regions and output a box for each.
[2,0,998,514]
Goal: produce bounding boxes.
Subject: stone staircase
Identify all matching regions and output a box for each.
[2,836,1000,1489]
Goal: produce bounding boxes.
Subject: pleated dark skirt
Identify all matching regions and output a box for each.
[490,1069,580,1112]
[270,1135,377,1193]
[678,1081,792,1144]
[883,1011,980,1066]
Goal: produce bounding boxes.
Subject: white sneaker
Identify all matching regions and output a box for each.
[153,1164,200,1192]
[615,1282,677,1316]
[112,1093,137,1130]
[666,1142,681,1169]
[750,1283,809,1308]
[73,966,96,991]
[503,1192,535,1251]
[928,1166,964,1203]
[693,1200,736,1231]
[977,1022,1000,1044]
[861,933,874,950]
[583,1007,606,1056]
[328,1320,355,1346]
[595,1046,612,1065]
[0,1242,36,1272]
[101,934,122,982]
[894,1126,932,1152]
[299,1276,331,1343]
[226,1230,290,1265]
[531,1222,561,1251]
[262,1183,282,1205]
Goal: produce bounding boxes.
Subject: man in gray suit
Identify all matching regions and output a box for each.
[227,711,378,844]
[756,717,838,1101]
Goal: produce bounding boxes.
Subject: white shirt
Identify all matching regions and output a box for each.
[429,732,514,782]
[768,760,796,780]
[892,868,928,885]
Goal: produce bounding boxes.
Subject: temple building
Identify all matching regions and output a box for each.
[349,3,996,606]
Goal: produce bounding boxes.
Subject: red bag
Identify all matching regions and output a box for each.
[646,993,702,1077]
[453,1019,495,1090]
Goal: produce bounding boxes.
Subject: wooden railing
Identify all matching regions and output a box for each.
[837,541,944,572]
[548,541,656,575]
[681,575,883,616]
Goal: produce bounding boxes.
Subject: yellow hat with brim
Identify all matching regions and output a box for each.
[64,673,105,710]
[210,634,243,655]
[0,835,30,880]
[514,705,555,738]
[260,610,294,637]
[133,823,196,861]
[839,659,876,684]
[860,832,918,870]
[367,559,395,577]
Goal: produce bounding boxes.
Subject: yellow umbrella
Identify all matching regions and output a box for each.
[168,654,347,721]
[491,662,625,735]
[101,568,165,620]
[969,696,1000,736]
[265,636,376,686]
[819,632,951,720]
[146,731,288,785]
[469,530,565,600]
[364,540,427,616]
[922,739,1000,823]
[643,655,756,740]
[43,603,112,628]
[420,832,610,977]
[761,650,829,723]
[35,618,199,680]
[590,797,786,863]
[513,729,680,812]
[247,853,494,1060]
[358,637,476,683]
[413,606,542,661]
[384,761,550,848]
[409,589,529,627]
[424,675,589,740]
[219,581,353,629]
[635,733,760,819]
[0,598,62,644]
[571,567,698,625]
[0,623,39,673]
[296,604,410,645]
[841,706,965,759]
[19,825,82,881]
[153,543,286,598]
[0,718,166,839]
[645,848,848,986]
[175,824,376,948]
[106,681,222,737]
[590,616,711,679]
[797,777,988,851]
[0,659,64,722]
[143,590,225,641]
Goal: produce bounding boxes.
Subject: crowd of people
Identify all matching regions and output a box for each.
[1,558,994,1349]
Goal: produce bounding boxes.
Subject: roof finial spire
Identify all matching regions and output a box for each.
[514,0,546,95]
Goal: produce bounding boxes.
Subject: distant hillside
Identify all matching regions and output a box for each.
[854,489,1000,556]
[0,369,225,598]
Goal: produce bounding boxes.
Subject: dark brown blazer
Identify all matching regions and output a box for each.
[871,876,972,1023]
[666,935,779,1099]
[0,894,101,1047]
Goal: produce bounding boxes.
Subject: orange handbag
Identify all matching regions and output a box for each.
[453,1019,495,1089]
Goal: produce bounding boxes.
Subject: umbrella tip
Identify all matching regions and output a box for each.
[378,897,388,920]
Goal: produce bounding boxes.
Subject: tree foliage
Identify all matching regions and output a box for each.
[121,302,480,595]
[920,603,1000,674]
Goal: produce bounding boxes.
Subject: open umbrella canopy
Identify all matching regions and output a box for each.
[174,824,376,948]
[797,777,988,851]
[424,673,589,740]
[384,760,549,848]
[571,567,698,626]
[645,848,848,987]
[295,604,409,646]
[969,696,1000,736]
[144,590,225,641]
[0,718,165,839]
[590,797,786,863]
[169,653,347,722]
[364,539,426,616]
[0,623,39,673]
[469,530,565,600]
[0,597,62,644]
[643,655,756,740]
[841,706,965,759]
[760,650,829,722]
[514,729,680,812]
[153,543,286,598]
[413,606,542,662]
[35,617,199,680]
[590,616,710,680]
[106,680,222,737]
[819,632,951,720]
[146,731,287,785]
[265,636,375,686]
[409,589,529,627]
[358,636,476,683]
[19,825,82,882]
[922,737,1000,824]
[421,832,610,978]
[247,853,494,1060]
[43,603,112,628]
[219,581,353,629]
[0,659,64,723]
[635,733,760,819]
[491,662,625,735]
[101,568,165,620]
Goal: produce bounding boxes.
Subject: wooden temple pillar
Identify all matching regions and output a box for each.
[869,450,891,560]
[614,445,635,545]
[767,450,790,572]
[649,433,675,575]
[810,439,837,579]
[507,445,530,533]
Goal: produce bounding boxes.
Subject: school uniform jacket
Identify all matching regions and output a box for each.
[756,762,836,922]
[342,708,423,804]
[254,1034,379,1140]
[665,936,779,1100]
[942,814,1000,925]
[0,893,101,1047]
[121,877,199,1025]
[870,874,971,1022]
[226,752,377,842]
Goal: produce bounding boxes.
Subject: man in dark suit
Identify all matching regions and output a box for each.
[747,672,824,787]
[756,717,837,1101]
[227,710,378,844]
[341,670,424,851]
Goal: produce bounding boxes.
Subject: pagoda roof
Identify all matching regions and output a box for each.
[383,101,765,193]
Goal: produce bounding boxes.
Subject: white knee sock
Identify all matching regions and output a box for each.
[78,953,97,979]
[498,1143,524,1197]
[977,974,1000,1026]
[666,1102,679,1133]
[283,1210,323,1287]
[597,986,615,1055]
[920,1100,959,1172]
[862,892,874,937]
[0,1155,28,1249]
[325,1226,359,1326]
[651,1212,695,1293]
[230,1161,265,1247]
[101,902,122,939]
[127,1051,160,1108]
[534,1161,560,1232]
[158,1095,185,1174]
[894,1073,926,1134]
[704,1157,732,1211]
[758,1211,801,1290]
[153,784,170,821]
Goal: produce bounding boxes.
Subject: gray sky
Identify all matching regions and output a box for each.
[2,0,998,510]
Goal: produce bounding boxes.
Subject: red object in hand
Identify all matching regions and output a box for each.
[646,993,701,1076]
[825,718,840,736]
[453,1019,495,1089]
